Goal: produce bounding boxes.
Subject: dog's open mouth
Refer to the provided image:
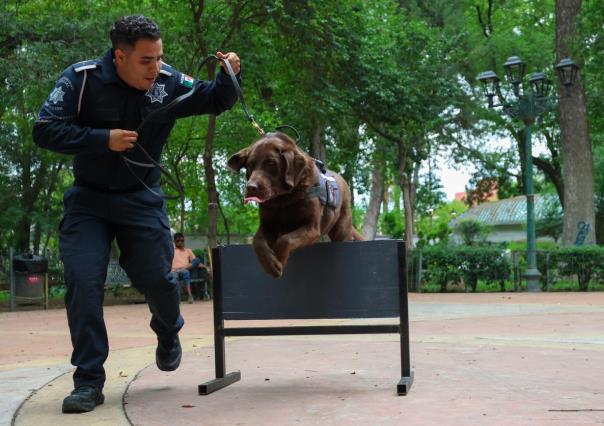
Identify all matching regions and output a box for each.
[244,196,265,204]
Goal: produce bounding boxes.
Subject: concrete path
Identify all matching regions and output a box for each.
[2,293,603,425]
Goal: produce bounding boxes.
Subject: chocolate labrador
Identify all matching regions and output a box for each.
[228,132,363,278]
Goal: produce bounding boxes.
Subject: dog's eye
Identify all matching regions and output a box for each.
[265,159,277,167]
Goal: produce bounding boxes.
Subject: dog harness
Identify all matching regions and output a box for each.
[306,161,341,209]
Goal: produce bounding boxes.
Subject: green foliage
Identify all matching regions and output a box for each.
[1,0,604,254]
[192,248,207,263]
[452,218,492,246]
[414,168,447,215]
[420,246,511,292]
[506,240,558,252]
[49,284,67,298]
[420,247,464,292]
[379,211,404,239]
[536,197,563,243]
[416,200,467,246]
[419,246,604,292]
[549,246,604,291]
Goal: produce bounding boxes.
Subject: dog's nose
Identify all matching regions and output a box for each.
[245,182,259,194]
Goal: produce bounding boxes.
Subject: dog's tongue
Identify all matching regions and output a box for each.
[244,196,264,204]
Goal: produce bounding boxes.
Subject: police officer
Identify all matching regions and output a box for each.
[33,15,240,413]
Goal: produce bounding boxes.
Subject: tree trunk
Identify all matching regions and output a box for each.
[362,157,384,240]
[401,161,420,252]
[382,184,389,214]
[191,0,219,248]
[309,123,326,163]
[179,197,185,233]
[556,0,596,245]
[401,173,415,251]
[397,146,418,251]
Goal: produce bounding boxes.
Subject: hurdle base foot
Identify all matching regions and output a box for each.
[198,371,241,395]
[397,371,414,395]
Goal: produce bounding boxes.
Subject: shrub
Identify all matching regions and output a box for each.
[452,219,492,246]
[419,246,511,292]
[549,246,604,291]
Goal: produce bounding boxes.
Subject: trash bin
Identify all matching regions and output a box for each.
[12,254,48,300]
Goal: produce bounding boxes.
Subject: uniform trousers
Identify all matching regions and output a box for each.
[59,185,183,389]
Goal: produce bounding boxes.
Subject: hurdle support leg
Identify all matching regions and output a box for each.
[197,328,241,395]
[397,242,414,396]
[397,372,414,396]
[198,371,241,395]
[198,248,240,395]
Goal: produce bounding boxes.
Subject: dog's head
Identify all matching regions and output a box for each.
[227,132,310,204]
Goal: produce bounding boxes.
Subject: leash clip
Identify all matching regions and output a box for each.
[251,120,266,136]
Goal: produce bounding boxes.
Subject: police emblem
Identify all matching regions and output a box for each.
[49,86,65,104]
[145,83,168,104]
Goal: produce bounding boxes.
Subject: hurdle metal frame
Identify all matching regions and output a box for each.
[198,240,413,396]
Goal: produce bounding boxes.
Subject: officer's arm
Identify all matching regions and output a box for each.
[32,67,109,154]
[169,68,240,119]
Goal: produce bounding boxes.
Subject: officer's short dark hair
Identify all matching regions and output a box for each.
[110,15,161,50]
[173,232,185,242]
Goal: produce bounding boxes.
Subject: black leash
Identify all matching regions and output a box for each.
[121,54,264,200]
[218,57,265,136]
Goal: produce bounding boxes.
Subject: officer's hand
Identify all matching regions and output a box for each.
[108,129,138,152]
[216,51,240,75]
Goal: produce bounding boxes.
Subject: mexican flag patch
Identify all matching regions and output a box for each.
[181,74,194,88]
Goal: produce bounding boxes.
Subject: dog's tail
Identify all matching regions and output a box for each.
[352,228,365,241]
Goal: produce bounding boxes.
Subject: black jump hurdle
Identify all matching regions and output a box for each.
[198,239,413,395]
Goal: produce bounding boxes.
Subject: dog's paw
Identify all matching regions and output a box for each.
[256,250,283,278]
[263,257,283,278]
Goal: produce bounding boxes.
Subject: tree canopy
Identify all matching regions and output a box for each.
[1,0,603,252]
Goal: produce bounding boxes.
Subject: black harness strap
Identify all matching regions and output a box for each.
[306,161,340,209]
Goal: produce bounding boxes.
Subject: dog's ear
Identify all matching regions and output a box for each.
[227,147,250,173]
[282,148,308,189]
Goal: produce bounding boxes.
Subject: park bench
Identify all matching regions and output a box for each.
[105,258,211,301]
[180,267,212,301]
[105,258,131,292]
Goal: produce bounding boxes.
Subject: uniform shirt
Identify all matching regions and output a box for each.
[172,247,196,271]
[33,49,239,192]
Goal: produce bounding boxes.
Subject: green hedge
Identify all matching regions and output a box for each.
[419,246,511,292]
[548,246,604,291]
[414,245,604,292]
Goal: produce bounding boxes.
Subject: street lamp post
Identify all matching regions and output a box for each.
[477,56,579,292]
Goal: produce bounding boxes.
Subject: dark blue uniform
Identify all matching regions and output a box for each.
[33,49,239,390]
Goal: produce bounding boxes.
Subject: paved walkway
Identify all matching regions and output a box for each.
[1,293,604,425]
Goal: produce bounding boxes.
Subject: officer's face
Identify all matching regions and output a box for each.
[114,38,163,91]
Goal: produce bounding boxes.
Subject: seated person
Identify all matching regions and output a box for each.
[171,233,206,303]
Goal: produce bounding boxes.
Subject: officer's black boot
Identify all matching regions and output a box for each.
[62,386,105,413]
[156,334,182,371]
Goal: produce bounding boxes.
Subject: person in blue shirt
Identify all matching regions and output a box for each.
[33,14,240,414]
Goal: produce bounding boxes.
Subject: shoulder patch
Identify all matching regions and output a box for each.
[160,62,173,77]
[179,73,195,88]
[73,60,98,72]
